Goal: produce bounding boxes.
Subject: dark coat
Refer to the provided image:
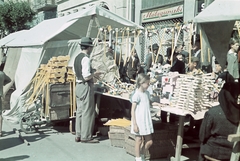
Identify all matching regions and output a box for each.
[170,59,186,74]
[145,53,164,72]
[198,85,239,161]
[125,56,141,80]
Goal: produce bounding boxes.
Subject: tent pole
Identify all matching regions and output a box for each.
[94,17,103,40]
[86,15,94,37]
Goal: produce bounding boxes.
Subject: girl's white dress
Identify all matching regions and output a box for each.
[130,89,154,135]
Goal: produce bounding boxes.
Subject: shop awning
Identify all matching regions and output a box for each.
[194,0,240,68]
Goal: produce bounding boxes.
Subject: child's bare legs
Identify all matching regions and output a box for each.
[141,134,153,160]
[135,135,143,158]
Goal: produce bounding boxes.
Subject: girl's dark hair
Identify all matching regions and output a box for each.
[136,73,150,88]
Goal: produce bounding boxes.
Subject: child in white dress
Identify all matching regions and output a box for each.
[131,73,161,161]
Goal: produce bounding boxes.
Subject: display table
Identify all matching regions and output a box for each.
[95,90,220,161]
[154,103,219,161]
[94,91,131,119]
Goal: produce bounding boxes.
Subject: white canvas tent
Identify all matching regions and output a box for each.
[194,0,240,68]
[3,5,143,122]
[0,30,28,47]
[7,5,143,47]
[1,30,29,102]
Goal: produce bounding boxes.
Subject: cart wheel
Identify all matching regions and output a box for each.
[20,114,38,134]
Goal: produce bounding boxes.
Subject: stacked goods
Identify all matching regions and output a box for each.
[66,67,75,82]
[171,73,216,112]
[47,56,70,84]
[171,74,202,112]
[108,126,125,148]
[124,123,177,159]
[200,73,217,109]
[24,55,76,118]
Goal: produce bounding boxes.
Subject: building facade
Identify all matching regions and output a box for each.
[138,0,205,61]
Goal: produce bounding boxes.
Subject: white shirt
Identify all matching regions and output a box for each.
[81,56,91,78]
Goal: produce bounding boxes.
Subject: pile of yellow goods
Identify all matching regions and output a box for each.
[46,55,72,83]
[104,118,131,127]
[25,55,74,108]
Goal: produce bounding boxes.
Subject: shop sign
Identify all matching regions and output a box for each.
[141,5,183,23]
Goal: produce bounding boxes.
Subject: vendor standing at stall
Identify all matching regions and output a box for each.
[74,37,102,143]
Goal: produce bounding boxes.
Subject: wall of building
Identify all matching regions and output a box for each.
[57,0,130,20]
[142,0,184,10]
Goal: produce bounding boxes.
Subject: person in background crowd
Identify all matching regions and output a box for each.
[144,45,152,74]
[198,81,240,161]
[191,34,201,70]
[176,52,184,62]
[145,43,164,72]
[74,37,103,143]
[187,57,200,73]
[165,47,185,74]
[227,38,239,80]
[0,53,6,71]
[0,71,11,137]
[131,73,162,161]
[212,60,224,83]
[125,49,142,84]
[175,43,189,64]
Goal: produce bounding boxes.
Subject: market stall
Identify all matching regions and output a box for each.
[2,5,143,124]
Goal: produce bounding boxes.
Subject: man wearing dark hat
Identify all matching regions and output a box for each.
[165,47,185,74]
[145,43,164,73]
[74,37,103,143]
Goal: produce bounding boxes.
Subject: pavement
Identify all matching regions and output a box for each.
[0,119,199,161]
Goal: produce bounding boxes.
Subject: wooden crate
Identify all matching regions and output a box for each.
[49,106,69,121]
[124,124,177,159]
[108,126,125,148]
[108,131,125,148]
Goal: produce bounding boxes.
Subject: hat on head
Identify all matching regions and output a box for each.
[79,37,94,47]
[191,56,199,62]
[152,43,159,50]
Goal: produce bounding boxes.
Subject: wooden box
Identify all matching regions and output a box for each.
[108,126,125,148]
[124,124,177,159]
[49,106,69,121]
